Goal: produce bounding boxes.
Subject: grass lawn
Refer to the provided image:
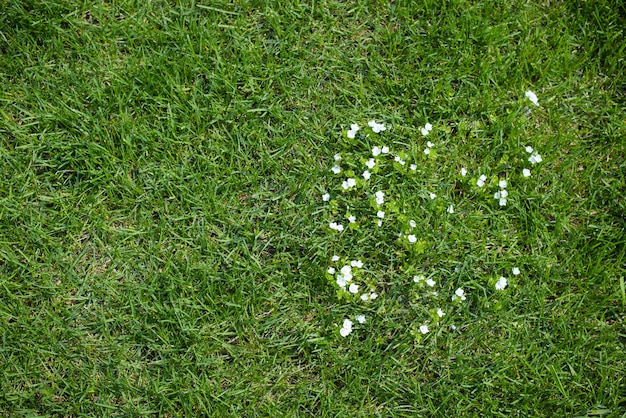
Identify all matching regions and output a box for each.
[1,0,624,416]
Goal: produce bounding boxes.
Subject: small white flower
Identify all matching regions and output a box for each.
[494,191,501,199]
[460,167,467,176]
[327,267,336,275]
[342,179,356,189]
[426,279,436,287]
[334,154,342,161]
[366,158,376,169]
[340,265,352,276]
[500,190,508,198]
[421,127,429,136]
[437,308,445,318]
[347,124,360,139]
[429,193,437,200]
[523,168,531,177]
[331,165,341,174]
[381,145,389,154]
[525,146,533,154]
[349,283,359,294]
[377,220,383,227]
[427,141,434,148]
[377,210,385,219]
[529,153,542,164]
[322,193,330,201]
[512,267,520,275]
[495,276,508,290]
[368,120,386,133]
[351,260,363,268]
[413,275,425,283]
[408,234,417,243]
[419,325,429,334]
[372,146,382,157]
[360,293,369,301]
[369,292,378,299]
[331,255,340,262]
[450,324,457,331]
[534,153,542,163]
[409,219,417,228]
[477,174,487,187]
[525,90,539,106]
[425,123,433,131]
[452,288,467,301]
[410,164,417,171]
[336,275,347,288]
[499,180,507,189]
[423,148,431,155]
[499,198,507,206]
[348,215,356,223]
[375,190,385,205]
[447,205,454,214]
[355,315,366,324]
[340,318,353,337]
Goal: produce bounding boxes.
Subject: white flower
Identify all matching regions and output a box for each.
[409,219,417,228]
[525,146,533,154]
[525,90,539,106]
[375,190,384,205]
[347,124,360,139]
[394,156,405,165]
[529,152,542,164]
[377,210,385,219]
[419,325,429,334]
[334,154,342,161]
[348,215,356,223]
[341,179,350,189]
[336,275,347,288]
[360,294,369,301]
[460,167,467,176]
[368,120,386,133]
[477,174,487,187]
[447,205,454,214]
[429,192,437,200]
[340,318,353,337]
[355,315,366,324]
[494,191,501,199]
[410,164,417,171]
[322,193,330,201]
[408,234,417,243]
[381,145,389,154]
[425,123,433,131]
[369,292,378,299]
[329,222,344,231]
[413,275,425,283]
[499,180,507,189]
[331,165,341,174]
[351,260,363,268]
[372,146,382,157]
[362,170,371,180]
[427,141,434,148]
[437,308,445,318]
[426,278,436,287]
[332,255,340,262]
[327,267,336,275]
[522,168,531,177]
[500,190,508,198]
[450,324,457,331]
[423,148,431,155]
[340,265,352,277]
[499,198,507,206]
[495,276,508,290]
[452,288,467,302]
[534,153,542,163]
[421,127,429,136]
[366,158,376,169]
[377,220,382,227]
[349,283,359,294]
[512,267,520,275]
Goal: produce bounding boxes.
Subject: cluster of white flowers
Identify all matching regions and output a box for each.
[321,98,541,339]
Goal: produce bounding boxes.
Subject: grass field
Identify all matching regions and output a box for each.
[1,0,625,416]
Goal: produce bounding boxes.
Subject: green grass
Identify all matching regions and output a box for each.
[0,0,624,416]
